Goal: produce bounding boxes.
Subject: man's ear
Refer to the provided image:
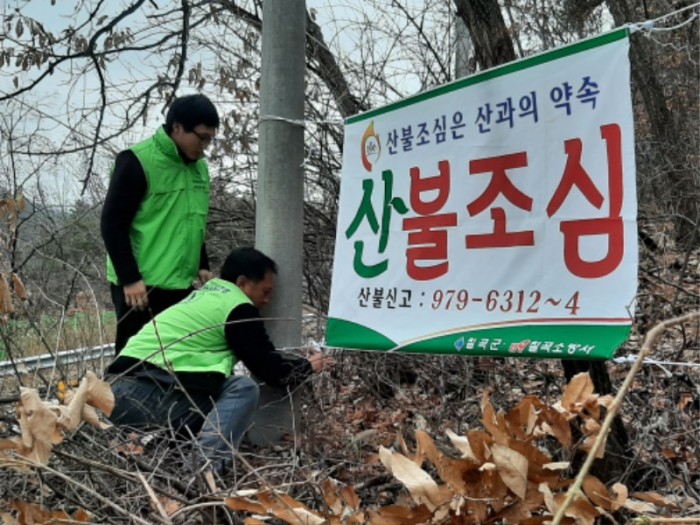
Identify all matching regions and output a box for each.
[235,275,247,288]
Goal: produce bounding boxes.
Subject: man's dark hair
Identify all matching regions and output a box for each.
[164,94,220,134]
[221,247,277,284]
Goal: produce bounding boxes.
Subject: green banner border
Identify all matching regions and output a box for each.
[326,317,631,360]
[346,28,629,125]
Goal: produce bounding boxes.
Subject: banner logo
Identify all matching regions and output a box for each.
[361,121,381,172]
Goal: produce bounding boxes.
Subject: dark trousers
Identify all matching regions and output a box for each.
[110,284,193,354]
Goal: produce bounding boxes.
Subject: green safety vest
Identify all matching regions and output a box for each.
[120,279,250,376]
[107,126,210,289]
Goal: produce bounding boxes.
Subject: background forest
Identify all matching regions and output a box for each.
[0,0,698,523]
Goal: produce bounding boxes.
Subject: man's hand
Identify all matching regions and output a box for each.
[198,269,213,285]
[124,280,148,311]
[308,351,334,373]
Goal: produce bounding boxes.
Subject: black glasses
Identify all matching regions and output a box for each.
[189,128,216,147]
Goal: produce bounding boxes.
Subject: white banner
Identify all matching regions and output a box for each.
[327,29,637,359]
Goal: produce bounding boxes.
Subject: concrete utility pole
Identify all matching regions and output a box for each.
[249,0,306,445]
[256,0,305,346]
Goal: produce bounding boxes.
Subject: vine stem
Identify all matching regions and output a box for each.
[551,311,700,524]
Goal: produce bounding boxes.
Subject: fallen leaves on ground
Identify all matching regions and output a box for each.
[226,372,691,524]
[0,371,114,466]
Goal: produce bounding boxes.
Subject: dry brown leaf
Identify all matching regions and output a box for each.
[508,440,563,486]
[345,511,368,524]
[321,478,344,515]
[256,490,285,509]
[12,501,71,523]
[539,482,558,515]
[254,491,327,525]
[661,447,678,459]
[610,482,628,511]
[61,378,90,431]
[85,371,115,416]
[417,430,480,496]
[482,390,511,445]
[581,432,607,459]
[115,432,145,456]
[466,498,491,522]
[543,462,570,471]
[10,273,26,301]
[225,496,267,515]
[542,406,573,446]
[506,396,539,439]
[340,484,361,511]
[678,393,694,411]
[379,446,445,510]
[271,508,326,525]
[541,484,599,525]
[156,496,182,516]
[562,372,594,411]
[0,437,32,472]
[17,387,61,464]
[495,482,546,521]
[581,395,604,421]
[396,432,410,456]
[583,418,601,436]
[581,474,613,511]
[466,430,493,463]
[0,511,19,524]
[492,443,528,499]
[445,428,476,460]
[15,192,26,212]
[564,494,599,525]
[0,274,14,314]
[72,508,92,522]
[243,518,268,525]
[630,491,681,510]
[60,373,113,430]
[367,504,432,525]
[82,403,112,430]
[622,498,656,513]
[0,437,22,452]
[14,375,114,466]
[597,394,613,408]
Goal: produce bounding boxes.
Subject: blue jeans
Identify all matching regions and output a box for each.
[110,374,259,472]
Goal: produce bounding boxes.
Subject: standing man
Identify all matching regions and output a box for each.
[107,247,334,476]
[101,94,220,353]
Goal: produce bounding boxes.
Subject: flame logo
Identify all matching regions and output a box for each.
[361,121,381,172]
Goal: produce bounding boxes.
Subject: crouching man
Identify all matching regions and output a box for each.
[106,247,333,475]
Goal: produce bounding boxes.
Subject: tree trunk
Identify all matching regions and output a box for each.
[604,0,700,248]
[562,360,632,483]
[452,0,517,69]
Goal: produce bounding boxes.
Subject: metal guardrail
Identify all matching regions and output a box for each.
[0,313,323,378]
[0,344,115,377]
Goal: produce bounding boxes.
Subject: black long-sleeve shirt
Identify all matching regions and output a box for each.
[100,150,209,286]
[107,302,313,394]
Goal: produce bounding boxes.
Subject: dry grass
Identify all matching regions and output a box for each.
[0,311,115,361]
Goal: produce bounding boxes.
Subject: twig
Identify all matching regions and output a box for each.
[6,455,157,525]
[54,449,191,503]
[552,311,700,525]
[137,470,174,524]
[633,519,700,524]
[167,500,226,520]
